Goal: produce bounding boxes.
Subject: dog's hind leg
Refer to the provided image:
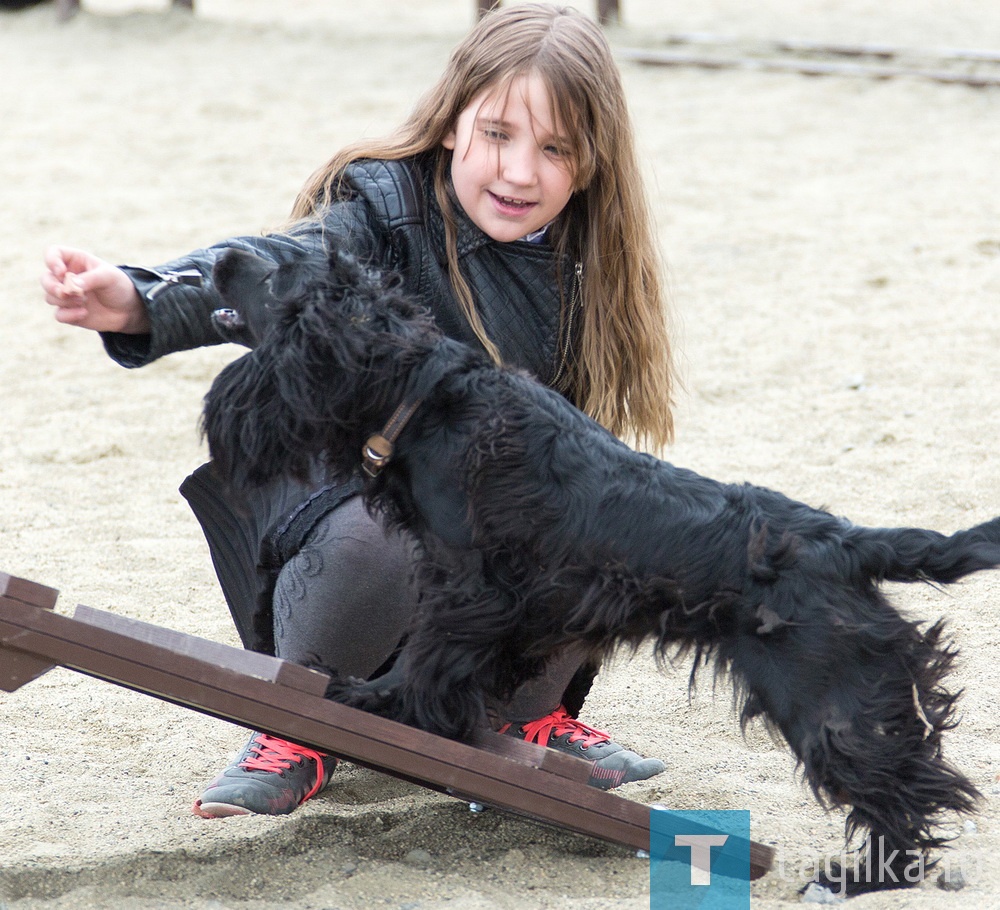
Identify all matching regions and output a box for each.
[727,591,979,895]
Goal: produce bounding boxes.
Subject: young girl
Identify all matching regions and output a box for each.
[41,3,677,817]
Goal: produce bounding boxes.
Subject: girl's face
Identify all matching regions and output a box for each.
[443,73,576,243]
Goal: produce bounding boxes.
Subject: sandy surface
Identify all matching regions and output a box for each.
[2,1,1000,907]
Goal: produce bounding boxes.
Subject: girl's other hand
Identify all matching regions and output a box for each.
[41,246,150,334]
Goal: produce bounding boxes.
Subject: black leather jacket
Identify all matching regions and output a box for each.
[102,155,587,673]
[102,154,581,393]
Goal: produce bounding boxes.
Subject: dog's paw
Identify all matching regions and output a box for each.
[321,674,365,698]
[323,673,402,715]
[799,881,844,903]
[803,851,928,898]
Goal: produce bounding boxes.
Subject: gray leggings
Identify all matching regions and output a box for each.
[272,496,586,725]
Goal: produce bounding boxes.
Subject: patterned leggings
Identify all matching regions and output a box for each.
[271,495,586,725]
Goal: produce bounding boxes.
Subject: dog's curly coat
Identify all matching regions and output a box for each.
[203,247,998,894]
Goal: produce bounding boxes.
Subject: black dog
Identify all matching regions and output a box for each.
[203,247,996,894]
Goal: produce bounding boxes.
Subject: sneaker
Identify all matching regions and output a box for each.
[500,706,665,791]
[193,732,339,818]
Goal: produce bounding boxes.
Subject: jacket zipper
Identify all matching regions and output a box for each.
[552,261,583,390]
[122,265,204,301]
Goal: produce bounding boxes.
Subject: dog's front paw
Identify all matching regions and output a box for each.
[323,670,403,716]
[322,674,367,700]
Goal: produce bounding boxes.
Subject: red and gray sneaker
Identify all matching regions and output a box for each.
[500,706,665,791]
[193,732,339,818]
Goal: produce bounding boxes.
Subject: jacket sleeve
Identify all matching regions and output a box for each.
[100,199,386,368]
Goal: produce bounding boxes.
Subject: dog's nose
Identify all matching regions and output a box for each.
[212,308,245,330]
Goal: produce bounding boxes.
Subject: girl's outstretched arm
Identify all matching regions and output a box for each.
[41,246,150,334]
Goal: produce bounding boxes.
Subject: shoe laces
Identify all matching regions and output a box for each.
[240,733,330,800]
[510,706,611,749]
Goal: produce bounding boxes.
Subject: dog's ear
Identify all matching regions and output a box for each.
[202,349,293,489]
[269,258,318,303]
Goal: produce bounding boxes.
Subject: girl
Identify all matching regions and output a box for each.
[41,3,677,817]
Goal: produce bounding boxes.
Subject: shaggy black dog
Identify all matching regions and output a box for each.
[203,248,997,895]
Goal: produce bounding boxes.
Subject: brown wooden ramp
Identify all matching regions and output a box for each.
[0,571,774,879]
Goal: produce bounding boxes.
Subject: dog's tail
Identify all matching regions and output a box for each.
[851,515,1000,584]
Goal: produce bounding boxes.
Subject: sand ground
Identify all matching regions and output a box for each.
[1,0,999,907]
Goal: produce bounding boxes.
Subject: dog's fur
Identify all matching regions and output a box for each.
[203,247,998,894]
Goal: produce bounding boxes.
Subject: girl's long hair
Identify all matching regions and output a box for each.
[291,3,676,450]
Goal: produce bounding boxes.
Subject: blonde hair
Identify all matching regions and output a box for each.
[291,3,676,450]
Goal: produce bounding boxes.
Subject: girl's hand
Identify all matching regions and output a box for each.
[41,246,150,334]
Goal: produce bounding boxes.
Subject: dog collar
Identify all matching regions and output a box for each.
[362,396,424,478]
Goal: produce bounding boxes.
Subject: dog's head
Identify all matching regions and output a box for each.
[201,248,444,489]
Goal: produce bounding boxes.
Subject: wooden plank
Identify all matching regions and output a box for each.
[0,621,56,691]
[73,605,327,696]
[0,573,59,609]
[0,579,774,877]
[619,47,1000,88]
[0,600,653,850]
[472,727,592,784]
[655,32,1000,65]
[0,577,59,690]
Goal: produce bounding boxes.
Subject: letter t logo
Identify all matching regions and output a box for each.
[674,834,729,886]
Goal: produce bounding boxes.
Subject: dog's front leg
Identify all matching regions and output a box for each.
[389,631,495,740]
[317,628,493,740]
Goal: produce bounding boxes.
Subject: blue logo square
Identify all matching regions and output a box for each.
[650,808,751,910]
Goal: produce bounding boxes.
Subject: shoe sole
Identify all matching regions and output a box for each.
[192,799,254,819]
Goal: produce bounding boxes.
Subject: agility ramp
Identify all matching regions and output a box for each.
[0,571,773,879]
